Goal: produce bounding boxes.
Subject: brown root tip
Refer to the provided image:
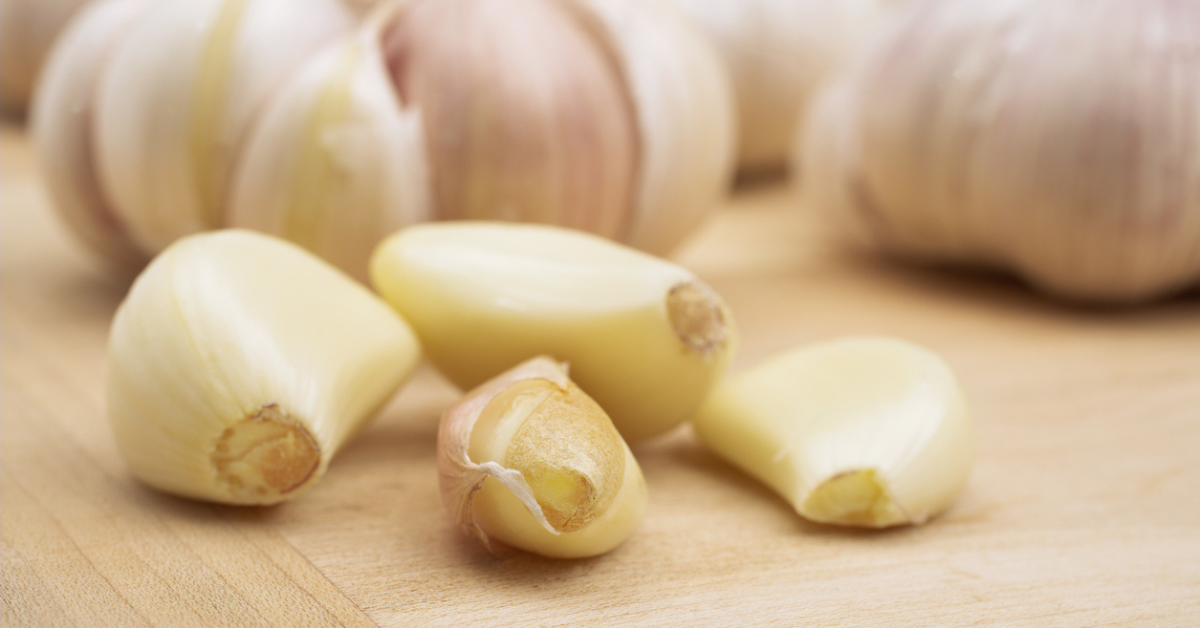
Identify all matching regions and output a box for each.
[666,280,727,354]
[212,404,321,503]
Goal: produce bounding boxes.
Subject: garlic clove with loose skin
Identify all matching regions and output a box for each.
[106,230,421,505]
[440,357,647,558]
[31,0,153,271]
[90,0,357,254]
[692,337,974,528]
[799,0,1200,303]
[370,222,737,442]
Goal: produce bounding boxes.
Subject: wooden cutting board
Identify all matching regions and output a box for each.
[2,120,1197,627]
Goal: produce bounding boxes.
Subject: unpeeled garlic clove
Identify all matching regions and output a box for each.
[692,337,974,528]
[440,357,647,558]
[371,222,737,442]
[31,0,152,271]
[226,0,735,278]
[799,0,1200,303]
[107,230,421,505]
[34,0,357,265]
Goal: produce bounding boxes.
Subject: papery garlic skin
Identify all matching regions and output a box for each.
[692,337,973,528]
[371,222,736,442]
[0,0,93,114]
[800,0,1200,303]
[107,230,421,505]
[91,0,356,254]
[31,0,152,270]
[439,357,647,558]
[668,0,888,171]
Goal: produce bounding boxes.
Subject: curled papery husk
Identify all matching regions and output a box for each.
[0,0,93,115]
[438,357,647,558]
[668,0,890,171]
[801,0,1200,303]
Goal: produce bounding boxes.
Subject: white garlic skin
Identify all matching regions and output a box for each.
[668,0,890,171]
[801,0,1200,303]
[0,0,94,114]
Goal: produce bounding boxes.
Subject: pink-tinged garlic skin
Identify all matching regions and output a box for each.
[438,357,647,559]
[801,0,1200,303]
[382,0,639,241]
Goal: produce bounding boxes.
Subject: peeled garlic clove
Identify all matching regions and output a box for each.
[31,0,152,270]
[800,0,1200,302]
[107,230,421,505]
[440,357,647,558]
[666,0,889,171]
[371,222,736,442]
[92,0,356,254]
[0,0,93,114]
[226,11,432,282]
[692,337,974,528]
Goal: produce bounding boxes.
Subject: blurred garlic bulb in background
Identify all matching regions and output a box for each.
[34,0,735,280]
[801,0,1200,303]
[668,0,890,172]
[0,0,93,115]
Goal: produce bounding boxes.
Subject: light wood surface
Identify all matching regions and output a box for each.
[3,119,1198,627]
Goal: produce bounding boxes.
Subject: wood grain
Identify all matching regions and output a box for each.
[2,120,1198,627]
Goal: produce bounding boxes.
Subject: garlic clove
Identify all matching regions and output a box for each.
[577,0,736,253]
[226,9,432,283]
[439,357,647,558]
[371,222,736,442]
[106,229,421,505]
[30,0,154,270]
[692,337,974,528]
[92,0,356,254]
[380,0,639,241]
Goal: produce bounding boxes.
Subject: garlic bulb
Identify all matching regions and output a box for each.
[0,0,93,114]
[35,0,735,281]
[107,230,421,505]
[371,222,737,442]
[692,337,974,528]
[439,357,647,558]
[667,0,890,171]
[800,0,1200,303]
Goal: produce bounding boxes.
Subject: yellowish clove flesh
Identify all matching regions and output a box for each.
[371,222,736,441]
